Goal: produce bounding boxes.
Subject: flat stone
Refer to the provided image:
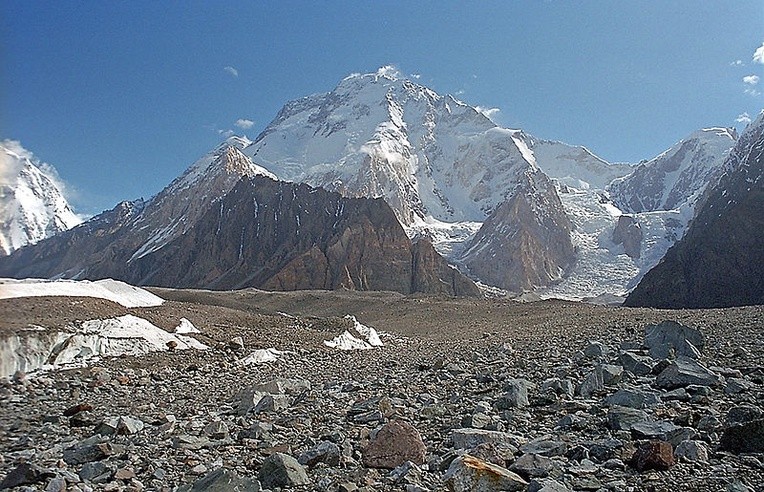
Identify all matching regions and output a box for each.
[362,420,427,469]
[528,478,571,492]
[444,455,528,492]
[519,439,567,457]
[630,420,682,440]
[509,453,554,478]
[606,406,648,431]
[259,452,309,488]
[655,357,719,389]
[605,388,657,409]
[619,351,654,376]
[451,428,519,451]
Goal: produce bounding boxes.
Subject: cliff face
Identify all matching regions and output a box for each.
[0,175,479,296]
[625,116,764,309]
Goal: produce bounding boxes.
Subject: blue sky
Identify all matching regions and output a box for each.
[2,1,763,215]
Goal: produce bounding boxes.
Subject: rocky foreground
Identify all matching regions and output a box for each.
[1,290,763,491]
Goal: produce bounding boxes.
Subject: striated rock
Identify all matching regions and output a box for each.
[630,440,675,472]
[444,455,528,492]
[644,321,704,360]
[655,357,719,389]
[258,453,309,488]
[362,420,427,469]
[298,441,341,468]
[496,379,531,409]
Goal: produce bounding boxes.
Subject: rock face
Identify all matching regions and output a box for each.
[461,169,575,292]
[0,145,479,296]
[625,113,764,308]
[611,215,642,259]
[0,140,81,255]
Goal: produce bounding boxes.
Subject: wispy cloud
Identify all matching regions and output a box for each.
[736,112,752,124]
[235,119,254,130]
[1,139,80,203]
[754,42,764,64]
[743,75,760,85]
[218,129,235,138]
[223,66,239,78]
[475,106,501,122]
[730,59,744,66]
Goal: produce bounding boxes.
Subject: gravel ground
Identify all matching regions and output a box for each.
[1,289,763,491]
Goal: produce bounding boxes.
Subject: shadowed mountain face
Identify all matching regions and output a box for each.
[0,174,480,296]
[625,115,764,309]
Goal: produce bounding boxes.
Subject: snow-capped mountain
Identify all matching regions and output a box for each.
[607,128,736,214]
[0,138,479,296]
[626,112,764,308]
[0,140,81,255]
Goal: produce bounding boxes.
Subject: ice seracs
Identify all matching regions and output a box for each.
[0,140,81,255]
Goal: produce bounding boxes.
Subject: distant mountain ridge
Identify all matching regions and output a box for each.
[625,113,764,308]
[0,140,81,256]
[0,140,479,296]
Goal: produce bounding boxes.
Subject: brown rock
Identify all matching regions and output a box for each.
[63,403,93,417]
[362,420,427,469]
[630,440,675,471]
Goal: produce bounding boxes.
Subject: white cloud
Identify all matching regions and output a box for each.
[731,59,743,66]
[1,139,78,201]
[411,73,421,79]
[235,119,254,130]
[736,112,752,124]
[744,87,761,97]
[743,75,760,85]
[754,42,764,64]
[217,129,235,138]
[475,106,501,122]
[223,66,239,77]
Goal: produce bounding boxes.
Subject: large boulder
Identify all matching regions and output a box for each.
[444,455,528,492]
[644,321,704,360]
[362,420,427,469]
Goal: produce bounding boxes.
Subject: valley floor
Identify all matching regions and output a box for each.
[1,289,763,491]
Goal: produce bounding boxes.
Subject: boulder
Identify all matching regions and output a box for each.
[719,418,764,454]
[655,357,719,389]
[178,468,260,491]
[644,321,704,360]
[509,453,554,478]
[258,453,309,488]
[630,440,675,472]
[362,420,427,469]
[298,441,341,468]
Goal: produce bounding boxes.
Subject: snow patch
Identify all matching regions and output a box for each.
[174,318,200,334]
[0,314,207,377]
[324,315,383,351]
[239,348,293,365]
[0,278,164,308]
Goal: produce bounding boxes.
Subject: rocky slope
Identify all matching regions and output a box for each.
[625,113,764,309]
[0,140,81,255]
[1,289,763,491]
[0,144,479,296]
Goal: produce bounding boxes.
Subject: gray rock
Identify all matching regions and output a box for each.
[63,438,123,466]
[528,478,570,492]
[253,394,290,414]
[655,357,719,389]
[540,378,575,398]
[674,440,709,462]
[0,463,54,490]
[444,455,528,492]
[619,351,654,376]
[258,453,309,488]
[727,405,764,425]
[178,468,260,491]
[606,406,648,431]
[509,453,554,478]
[452,428,519,451]
[719,418,764,453]
[630,420,682,440]
[644,320,704,360]
[576,368,604,398]
[605,388,658,409]
[203,421,229,440]
[298,441,341,468]
[78,462,111,481]
[583,341,608,358]
[496,379,532,408]
[600,364,623,386]
[725,378,753,395]
[519,439,567,457]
